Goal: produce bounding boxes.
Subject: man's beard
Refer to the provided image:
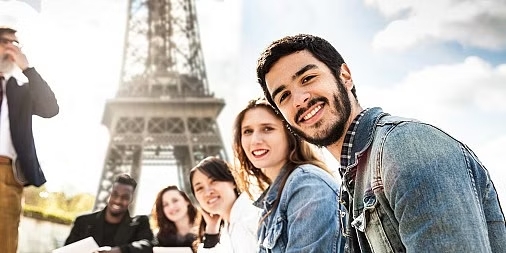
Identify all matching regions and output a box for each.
[291,81,352,147]
[0,54,15,73]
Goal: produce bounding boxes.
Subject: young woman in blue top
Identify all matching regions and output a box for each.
[232,97,345,253]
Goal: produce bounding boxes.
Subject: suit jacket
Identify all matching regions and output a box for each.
[6,67,59,186]
[64,208,154,253]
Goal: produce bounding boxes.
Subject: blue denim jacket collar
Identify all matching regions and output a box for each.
[253,164,289,210]
[342,107,388,171]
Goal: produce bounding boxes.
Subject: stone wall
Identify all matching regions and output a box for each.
[18,216,71,253]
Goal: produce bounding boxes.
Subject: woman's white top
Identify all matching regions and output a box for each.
[198,193,261,253]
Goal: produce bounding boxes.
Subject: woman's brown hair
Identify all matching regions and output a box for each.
[189,156,240,250]
[151,185,199,244]
[232,97,331,216]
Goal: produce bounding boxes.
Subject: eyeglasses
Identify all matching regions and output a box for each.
[0,37,21,48]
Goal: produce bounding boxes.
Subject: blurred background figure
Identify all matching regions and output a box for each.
[151,185,199,251]
[0,25,59,253]
[64,174,153,253]
[190,156,260,253]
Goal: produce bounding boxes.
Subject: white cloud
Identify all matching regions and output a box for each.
[197,0,242,63]
[367,0,506,51]
[362,56,506,118]
[0,1,38,26]
[403,56,506,110]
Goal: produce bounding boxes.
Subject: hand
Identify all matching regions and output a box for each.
[93,246,121,253]
[3,43,29,70]
[201,208,221,234]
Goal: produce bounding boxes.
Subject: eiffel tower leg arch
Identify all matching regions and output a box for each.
[94,103,228,213]
[93,0,228,213]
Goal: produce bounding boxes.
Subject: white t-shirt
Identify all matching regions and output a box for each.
[198,193,261,253]
[0,73,18,159]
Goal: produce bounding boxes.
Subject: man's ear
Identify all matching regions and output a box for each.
[339,63,353,90]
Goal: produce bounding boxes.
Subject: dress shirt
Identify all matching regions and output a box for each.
[0,72,17,159]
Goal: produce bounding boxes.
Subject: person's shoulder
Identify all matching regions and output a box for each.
[131,214,150,223]
[72,210,101,224]
[234,193,261,213]
[287,164,337,185]
[294,164,333,178]
[377,113,429,134]
[76,210,101,219]
[236,192,254,203]
[379,115,449,149]
[291,164,339,189]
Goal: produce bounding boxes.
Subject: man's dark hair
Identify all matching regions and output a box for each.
[0,27,17,37]
[256,34,357,108]
[114,173,137,190]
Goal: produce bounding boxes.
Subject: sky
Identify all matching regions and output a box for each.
[1,0,505,215]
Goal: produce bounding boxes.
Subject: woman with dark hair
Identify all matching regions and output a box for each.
[189,156,260,253]
[233,97,345,253]
[151,185,199,250]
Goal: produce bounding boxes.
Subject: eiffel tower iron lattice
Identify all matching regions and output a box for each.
[93,0,227,212]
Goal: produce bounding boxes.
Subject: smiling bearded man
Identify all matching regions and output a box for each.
[255,34,506,253]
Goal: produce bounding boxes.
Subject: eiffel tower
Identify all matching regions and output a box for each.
[93,0,227,212]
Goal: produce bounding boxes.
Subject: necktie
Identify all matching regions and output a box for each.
[0,75,3,112]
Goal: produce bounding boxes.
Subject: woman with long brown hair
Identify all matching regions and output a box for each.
[151,185,199,250]
[233,97,345,253]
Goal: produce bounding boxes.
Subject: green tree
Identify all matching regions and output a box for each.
[22,188,95,224]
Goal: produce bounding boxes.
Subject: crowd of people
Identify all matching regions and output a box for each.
[1,25,505,253]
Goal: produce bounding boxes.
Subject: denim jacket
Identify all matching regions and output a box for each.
[253,164,345,253]
[341,107,506,253]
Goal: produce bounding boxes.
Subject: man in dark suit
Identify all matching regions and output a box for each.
[0,26,59,253]
[65,174,154,253]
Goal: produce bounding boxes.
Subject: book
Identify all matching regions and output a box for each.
[52,237,99,253]
[153,247,193,253]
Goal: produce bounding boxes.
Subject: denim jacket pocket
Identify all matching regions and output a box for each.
[354,194,404,253]
[262,216,285,251]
